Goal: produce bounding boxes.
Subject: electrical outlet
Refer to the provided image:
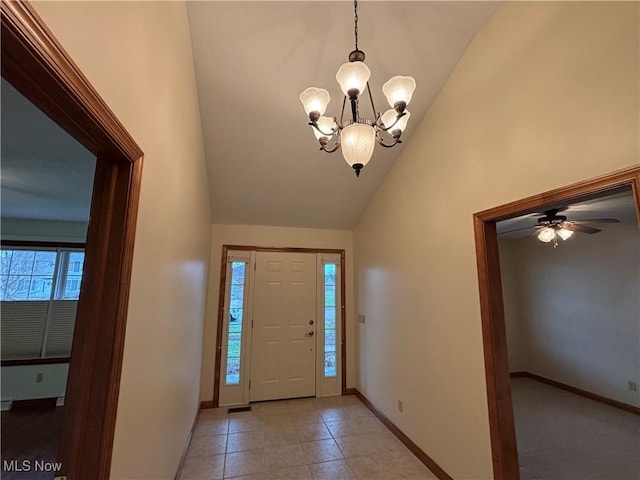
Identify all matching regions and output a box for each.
[358,315,365,324]
[628,380,637,392]
[35,372,44,383]
[397,400,403,413]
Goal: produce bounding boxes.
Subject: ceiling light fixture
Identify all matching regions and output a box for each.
[537,227,556,243]
[299,0,416,177]
[537,225,574,248]
[556,228,574,241]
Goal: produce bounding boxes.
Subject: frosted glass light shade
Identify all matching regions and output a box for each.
[557,228,574,240]
[335,62,371,97]
[300,87,330,116]
[382,75,416,107]
[341,123,375,167]
[381,109,411,132]
[537,227,555,243]
[313,116,337,140]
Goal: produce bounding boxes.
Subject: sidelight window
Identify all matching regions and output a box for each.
[323,263,337,377]
[225,261,247,385]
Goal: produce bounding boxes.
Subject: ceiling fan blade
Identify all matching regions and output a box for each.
[499,225,537,235]
[571,218,620,224]
[562,223,601,234]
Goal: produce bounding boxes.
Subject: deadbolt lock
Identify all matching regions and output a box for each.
[309,320,314,325]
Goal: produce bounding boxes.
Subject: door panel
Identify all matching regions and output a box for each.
[250,252,316,401]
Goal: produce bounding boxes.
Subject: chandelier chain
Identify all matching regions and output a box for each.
[354,0,359,50]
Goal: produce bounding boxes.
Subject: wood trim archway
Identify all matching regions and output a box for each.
[473,165,640,479]
[2,1,144,478]
[211,245,347,407]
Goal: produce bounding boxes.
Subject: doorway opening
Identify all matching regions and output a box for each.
[473,165,640,479]
[2,2,143,478]
[213,246,347,407]
[1,76,96,479]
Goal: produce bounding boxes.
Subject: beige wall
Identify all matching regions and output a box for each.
[499,222,640,407]
[354,2,638,478]
[200,224,355,402]
[31,2,212,479]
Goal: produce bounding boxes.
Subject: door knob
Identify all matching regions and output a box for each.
[305,331,315,337]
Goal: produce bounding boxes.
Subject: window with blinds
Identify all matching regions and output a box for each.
[0,247,84,360]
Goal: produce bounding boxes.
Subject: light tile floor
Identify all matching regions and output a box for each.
[180,395,438,480]
[512,378,640,480]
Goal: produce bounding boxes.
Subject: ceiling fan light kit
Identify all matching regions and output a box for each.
[299,0,416,177]
[501,208,620,248]
[531,209,619,248]
[537,225,574,248]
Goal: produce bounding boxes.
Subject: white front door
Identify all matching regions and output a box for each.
[249,252,317,402]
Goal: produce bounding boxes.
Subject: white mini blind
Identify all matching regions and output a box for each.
[1,301,48,358]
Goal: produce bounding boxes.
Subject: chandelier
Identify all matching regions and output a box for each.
[299,0,416,177]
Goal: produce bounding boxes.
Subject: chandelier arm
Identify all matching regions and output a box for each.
[340,96,347,126]
[378,112,407,132]
[375,132,402,148]
[309,121,336,137]
[366,81,378,120]
[319,140,341,153]
[376,138,402,148]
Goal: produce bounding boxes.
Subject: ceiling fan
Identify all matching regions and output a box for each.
[504,208,620,248]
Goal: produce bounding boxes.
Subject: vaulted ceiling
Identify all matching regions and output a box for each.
[7,2,634,233]
[1,2,501,228]
[187,1,501,229]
